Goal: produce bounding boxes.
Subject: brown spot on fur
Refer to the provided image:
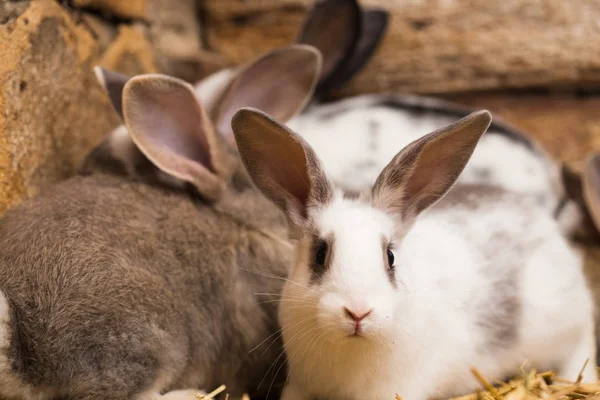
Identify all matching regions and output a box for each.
[343,189,363,200]
[433,184,523,349]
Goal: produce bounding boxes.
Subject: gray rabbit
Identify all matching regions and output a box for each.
[0,46,321,400]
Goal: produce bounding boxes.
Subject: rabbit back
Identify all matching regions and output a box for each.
[0,173,290,400]
[404,185,596,394]
[290,95,563,216]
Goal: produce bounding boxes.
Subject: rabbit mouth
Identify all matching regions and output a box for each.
[346,321,368,338]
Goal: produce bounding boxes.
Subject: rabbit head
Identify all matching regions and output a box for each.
[231,107,491,341]
[83,45,322,202]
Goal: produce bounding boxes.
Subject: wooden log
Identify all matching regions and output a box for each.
[202,0,600,95]
[72,0,147,20]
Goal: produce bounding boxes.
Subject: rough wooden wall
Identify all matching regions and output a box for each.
[0,0,226,214]
[203,0,600,95]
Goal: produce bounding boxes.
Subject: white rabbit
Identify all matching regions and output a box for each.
[231,107,598,400]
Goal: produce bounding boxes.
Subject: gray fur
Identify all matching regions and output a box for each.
[0,74,311,400]
[435,185,527,350]
[472,167,492,180]
[367,119,380,152]
[0,162,292,399]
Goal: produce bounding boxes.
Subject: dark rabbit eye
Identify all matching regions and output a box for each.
[387,249,395,268]
[315,240,328,266]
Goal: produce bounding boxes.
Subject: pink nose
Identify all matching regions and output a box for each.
[344,307,372,323]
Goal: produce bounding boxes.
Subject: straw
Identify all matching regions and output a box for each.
[201,362,600,400]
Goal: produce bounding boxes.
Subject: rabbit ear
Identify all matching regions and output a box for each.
[94,66,131,119]
[212,45,321,141]
[297,0,361,94]
[194,67,238,115]
[372,110,492,223]
[327,8,388,92]
[583,153,600,233]
[122,74,232,201]
[231,107,334,229]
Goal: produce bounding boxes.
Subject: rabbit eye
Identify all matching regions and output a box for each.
[314,240,328,266]
[387,249,395,268]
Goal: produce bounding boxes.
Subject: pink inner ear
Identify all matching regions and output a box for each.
[402,135,470,214]
[250,132,311,209]
[213,47,320,140]
[269,144,310,209]
[140,86,215,173]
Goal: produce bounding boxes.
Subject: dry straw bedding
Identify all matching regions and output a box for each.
[198,362,600,400]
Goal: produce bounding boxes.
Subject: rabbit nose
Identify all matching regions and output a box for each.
[343,307,372,322]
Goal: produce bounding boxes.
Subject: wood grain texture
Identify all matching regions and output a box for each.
[72,0,147,19]
[0,1,156,214]
[203,0,600,95]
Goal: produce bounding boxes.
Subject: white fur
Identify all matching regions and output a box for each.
[193,68,236,114]
[0,291,53,400]
[280,191,597,400]
[108,125,138,174]
[289,97,562,215]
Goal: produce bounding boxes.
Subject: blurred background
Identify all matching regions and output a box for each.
[1,0,599,216]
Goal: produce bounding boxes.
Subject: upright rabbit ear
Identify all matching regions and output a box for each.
[583,153,600,233]
[212,45,321,141]
[297,0,361,94]
[122,74,233,201]
[372,111,492,224]
[231,107,334,230]
[94,66,131,119]
[328,8,388,92]
[194,67,238,115]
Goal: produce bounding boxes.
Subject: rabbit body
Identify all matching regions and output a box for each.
[0,171,291,400]
[0,43,324,398]
[231,108,598,400]
[279,185,596,400]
